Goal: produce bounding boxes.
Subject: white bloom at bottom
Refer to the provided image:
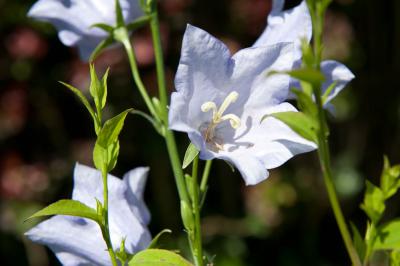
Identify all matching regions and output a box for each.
[25,163,151,266]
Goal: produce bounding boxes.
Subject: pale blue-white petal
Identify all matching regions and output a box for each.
[169,24,233,133]
[272,0,285,14]
[26,215,110,266]
[321,60,355,104]
[28,0,142,60]
[123,167,151,225]
[216,102,316,184]
[26,164,151,265]
[253,1,311,64]
[218,151,268,185]
[72,164,151,253]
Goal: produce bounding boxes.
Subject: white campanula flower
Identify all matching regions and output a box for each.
[169,25,316,185]
[254,0,355,105]
[28,0,142,60]
[26,163,151,266]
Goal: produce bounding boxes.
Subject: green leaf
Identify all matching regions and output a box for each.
[182,143,199,169]
[128,249,193,266]
[26,200,98,222]
[115,0,125,27]
[391,250,400,266]
[269,68,325,86]
[374,219,400,250]
[59,81,98,128]
[184,174,195,203]
[116,238,133,265]
[321,81,337,104]
[126,15,151,31]
[97,109,132,148]
[89,65,108,112]
[291,89,318,117]
[350,222,366,260]
[360,181,385,224]
[380,156,400,199]
[287,68,325,85]
[180,200,194,232]
[90,37,114,62]
[147,229,172,249]
[93,140,120,172]
[262,111,319,143]
[91,23,114,33]
[300,38,314,68]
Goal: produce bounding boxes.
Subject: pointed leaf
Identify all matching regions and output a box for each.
[90,37,114,62]
[90,23,114,33]
[89,65,108,112]
[59,82,97,125]
[360,181,385,224]
[350,222,366,260]
[287,68,325,85]
[93,140,120,172]
[147,229,172,249]
[380,156,400,199]
[97,109,132,148]
[26,200,98,222]
[115,0,125,27]
[128,249,193,266]
[269,68,325,86]
[292,89,318,117]
[126,16,151,31]
[182,143,199,169]
[374,219,400,250]
[262,111,319,143]
[180,200,194,232]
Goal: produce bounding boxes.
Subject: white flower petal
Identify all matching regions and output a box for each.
[218,151,268,185]
[123,167,151,225]
[321,60,355,104]
[26,164,151,265]
[170,24,233,132]
[28,0,142,60]
[26,216,110,266]
[253,1,312,64]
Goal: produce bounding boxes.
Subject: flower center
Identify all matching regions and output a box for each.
[200,91,241,150]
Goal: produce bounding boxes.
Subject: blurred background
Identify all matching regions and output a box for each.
[0,0,399,265]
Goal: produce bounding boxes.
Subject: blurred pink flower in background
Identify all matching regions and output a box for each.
[5,28,48,60]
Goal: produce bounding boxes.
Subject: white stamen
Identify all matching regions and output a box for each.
[200,91,242,147]
[201,102,217,115]
[221,114,241,129]
[217,91,239,119]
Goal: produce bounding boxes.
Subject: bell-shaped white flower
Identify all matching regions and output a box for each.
[254,0,354,105]
[169,25,316,185]
[28,0,142,60]
[25,163,151,266]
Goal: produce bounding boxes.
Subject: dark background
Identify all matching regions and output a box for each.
[0,0,399,265]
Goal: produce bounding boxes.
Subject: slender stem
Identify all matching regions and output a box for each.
[309,2,361,265]
[191,156,204,266]
[148,8,190,204]
[119,29,158,119]
[149,10,168,122]
[101,168,118,266]
[200,160,212,194]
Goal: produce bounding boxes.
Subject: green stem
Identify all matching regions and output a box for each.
[101,168,118,266]
[118,29,158,119]
[149,10,168,122]
[306,1,361,264]
[191,156,204,266]
[148,8,190,204]
[200,160,212,194]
